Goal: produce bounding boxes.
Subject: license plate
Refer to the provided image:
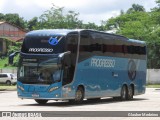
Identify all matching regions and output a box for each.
[32,94,39,98]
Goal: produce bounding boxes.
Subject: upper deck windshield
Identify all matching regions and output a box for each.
[21,35,65,54]
[18,57,62,84]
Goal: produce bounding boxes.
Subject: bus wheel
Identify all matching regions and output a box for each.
[127,85,133,100]
[35,99,48,104]
[75,87,84,104]
[121,85,127,101]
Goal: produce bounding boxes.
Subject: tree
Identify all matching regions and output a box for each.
[65,11,83,28]
[82,22,99,30]
[38,4,82,29]
[152,0,160,11]
[126,4,145,14]
[27,17,38,30]
[0,13,26,29]
[0,13,5,20]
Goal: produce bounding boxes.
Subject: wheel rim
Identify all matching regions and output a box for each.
[75,89,83,101]
[122,87,126,99]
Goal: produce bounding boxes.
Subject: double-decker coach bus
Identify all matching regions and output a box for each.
[9,29,147,104]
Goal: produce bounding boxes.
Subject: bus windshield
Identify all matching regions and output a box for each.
[18,58,62,84]
[21,35,65,54]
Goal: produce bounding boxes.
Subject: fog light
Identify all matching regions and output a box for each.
[55,94,59,97]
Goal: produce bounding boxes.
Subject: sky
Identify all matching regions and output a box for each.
[0,0,157,25]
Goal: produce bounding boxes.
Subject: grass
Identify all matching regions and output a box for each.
[146,84,160,88]
[0,57,8,68]
[0,57,16,69]
[0,84,16,91]
[0,56,17,69]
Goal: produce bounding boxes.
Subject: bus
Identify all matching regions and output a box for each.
[9,29,147,104]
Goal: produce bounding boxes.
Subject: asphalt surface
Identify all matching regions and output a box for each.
[0,88,160,120]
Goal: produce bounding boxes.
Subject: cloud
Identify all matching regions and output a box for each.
[0,0,6,12]
[0,0,157,25]
[79,11,120,24]
[0,0,47,20]
[51,0,157,24]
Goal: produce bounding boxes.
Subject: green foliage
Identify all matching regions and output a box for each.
[26,4,105,30]
[27,17,38,30]
[37,4,83,29]
[126,4,145,14]
[146,84,160,88]
[102,2,160,68]
[8,42,22,55]
[0,54,19,68]
[0,84,16,90]
[0,13,26,29]
[0,38,21,68]
[0,57,17,68]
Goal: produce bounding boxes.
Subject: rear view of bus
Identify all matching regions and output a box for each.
[11,29,147,104]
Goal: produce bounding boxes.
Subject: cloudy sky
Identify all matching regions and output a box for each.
[0,0,157,25]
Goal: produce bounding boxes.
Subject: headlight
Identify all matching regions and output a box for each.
[18,85,24,91]
[48,86,59,92]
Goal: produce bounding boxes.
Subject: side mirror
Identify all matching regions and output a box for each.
[57,51,71,65]
[58,51,71,58]
[9,51,20,65]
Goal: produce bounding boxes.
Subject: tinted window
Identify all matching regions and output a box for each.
[0,74,8,78]
[78,31,146,61]
[21,36,65,54]
[66,33,78,54]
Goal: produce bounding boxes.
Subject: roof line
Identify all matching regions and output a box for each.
[0,21,27,32]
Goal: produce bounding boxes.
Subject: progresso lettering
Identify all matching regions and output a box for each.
[91,58,115,68]
[29,48,53,53]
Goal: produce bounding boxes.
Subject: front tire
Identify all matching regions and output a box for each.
[75,87,84,103]
[35,99,48,104]
[121,85,127,101]
[71,87,84,104]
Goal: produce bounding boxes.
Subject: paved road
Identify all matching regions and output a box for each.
[0,88,160,120]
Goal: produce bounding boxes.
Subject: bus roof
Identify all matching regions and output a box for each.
[26,29,127,38]
[26,29,145,45]
[26,29,82,36]
[128,39,146,45]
